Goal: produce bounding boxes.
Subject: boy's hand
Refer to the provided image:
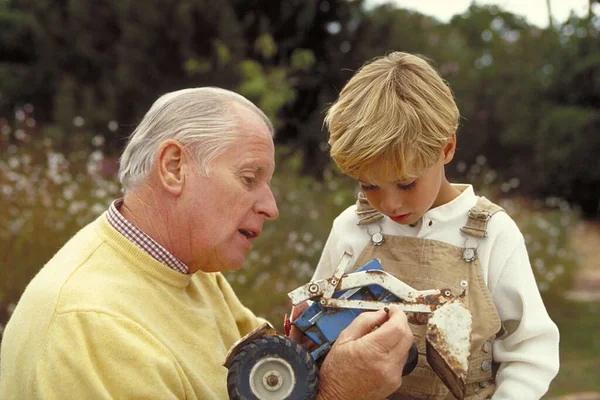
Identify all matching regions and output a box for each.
[289,302,317,350]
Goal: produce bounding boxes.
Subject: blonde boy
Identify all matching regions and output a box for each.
[312,52,559,399]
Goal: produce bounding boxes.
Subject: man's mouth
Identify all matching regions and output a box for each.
[238,229,258,239]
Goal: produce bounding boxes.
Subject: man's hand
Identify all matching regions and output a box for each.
[317,306,414,400]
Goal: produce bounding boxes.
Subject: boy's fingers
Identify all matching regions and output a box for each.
[291,302,309,320]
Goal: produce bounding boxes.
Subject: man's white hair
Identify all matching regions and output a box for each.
[118,87,274,191]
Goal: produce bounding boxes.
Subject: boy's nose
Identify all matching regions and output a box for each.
[380,192,404,216]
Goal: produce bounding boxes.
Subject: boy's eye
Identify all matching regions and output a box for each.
[396,181,416,191]
[360,183,379,192]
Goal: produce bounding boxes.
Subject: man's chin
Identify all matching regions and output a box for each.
[220,257,246,272]
[192,259,243,273]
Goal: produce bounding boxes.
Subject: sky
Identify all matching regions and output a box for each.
[366,0,595,27]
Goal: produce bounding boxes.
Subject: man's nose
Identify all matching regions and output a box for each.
[257,186,279,220]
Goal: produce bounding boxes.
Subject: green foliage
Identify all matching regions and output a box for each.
[501,198,578,304]
[290,49,316,71]
[183,57,212,76]
[238,61,296,125]
[254,33,277,60]
[0,112,120,315]
[546,301,600,396]
[2,2,600,213]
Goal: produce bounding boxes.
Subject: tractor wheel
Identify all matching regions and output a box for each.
[227,335,319,400]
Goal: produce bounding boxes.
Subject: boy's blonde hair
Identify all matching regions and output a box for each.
[325,52,459,181]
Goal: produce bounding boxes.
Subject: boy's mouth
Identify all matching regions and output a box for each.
[390,213,410,222]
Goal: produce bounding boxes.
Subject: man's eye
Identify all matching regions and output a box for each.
[242,176,255,185]
[360,184,379,192]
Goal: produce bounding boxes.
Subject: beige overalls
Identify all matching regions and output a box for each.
[350,193,504,399]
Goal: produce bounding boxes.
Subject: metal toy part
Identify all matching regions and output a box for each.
[224,252,473,400]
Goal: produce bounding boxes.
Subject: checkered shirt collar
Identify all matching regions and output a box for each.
[106,199,189,274]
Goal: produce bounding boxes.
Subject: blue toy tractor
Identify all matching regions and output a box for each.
[224,253,472,400]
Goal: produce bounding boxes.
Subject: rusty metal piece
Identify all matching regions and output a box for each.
[321,297,445,313]
[332,269,453,306]
[426,299,472,400]
[223,322,277,368]
[321,251,353,300]
[407,311,429,325]
[412,289,453,311]
[283,314,291,337]
[288,252,353,305]
[286,256,475,399]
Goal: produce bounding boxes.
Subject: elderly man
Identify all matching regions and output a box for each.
[0,87,413,399]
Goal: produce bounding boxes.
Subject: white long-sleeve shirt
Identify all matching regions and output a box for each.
[313,184,560,400]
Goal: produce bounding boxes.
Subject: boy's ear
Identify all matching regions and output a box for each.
[443,133,457,164]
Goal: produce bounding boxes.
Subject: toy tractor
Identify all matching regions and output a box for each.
[223,252,473,400]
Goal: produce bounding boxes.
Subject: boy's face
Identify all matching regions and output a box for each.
[357,135,457,226]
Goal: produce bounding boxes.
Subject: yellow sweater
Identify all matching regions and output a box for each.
[0,214,262,399]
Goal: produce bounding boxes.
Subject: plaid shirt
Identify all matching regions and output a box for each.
[106,199,189,274]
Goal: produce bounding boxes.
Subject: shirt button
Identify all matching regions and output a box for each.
[483,341,492,353]
[481,360,492,371]
[428,220,433,226]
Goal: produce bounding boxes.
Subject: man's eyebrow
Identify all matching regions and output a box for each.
[237,160,262,170]
[237,161,274,180]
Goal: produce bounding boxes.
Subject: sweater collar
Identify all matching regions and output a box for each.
[97,214,193,288]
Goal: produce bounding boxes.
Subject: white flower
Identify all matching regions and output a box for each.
[91,203,105,215]
[73,116,85,127]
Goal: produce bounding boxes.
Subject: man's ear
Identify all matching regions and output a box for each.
[157,140,187,196]
[442,133,457,164]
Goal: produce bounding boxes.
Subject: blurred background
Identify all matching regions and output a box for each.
[1,0,599,397]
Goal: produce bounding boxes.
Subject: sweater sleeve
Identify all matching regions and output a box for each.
[33,311,185,399]
[215,272,264,336]
[489,236,560,400]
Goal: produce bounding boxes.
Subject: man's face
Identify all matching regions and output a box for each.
[181,106,278,273]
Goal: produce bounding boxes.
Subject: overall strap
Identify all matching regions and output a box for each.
[355,192,383,225]
[460,197,504,238]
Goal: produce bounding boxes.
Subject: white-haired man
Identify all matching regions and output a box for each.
[0,88,414,399]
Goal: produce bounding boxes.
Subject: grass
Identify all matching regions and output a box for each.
[546,301,600,397]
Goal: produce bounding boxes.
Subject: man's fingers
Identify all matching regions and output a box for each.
[365,306,413,352]
[337,309,390,342]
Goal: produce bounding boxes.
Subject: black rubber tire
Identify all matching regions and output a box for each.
[227,335,319,400]
[402,343,419,376]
